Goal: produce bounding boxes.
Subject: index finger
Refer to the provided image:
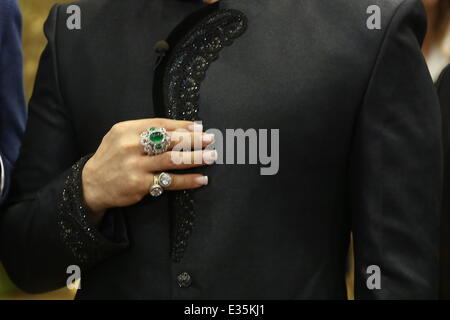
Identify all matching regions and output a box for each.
[134,118,202,133]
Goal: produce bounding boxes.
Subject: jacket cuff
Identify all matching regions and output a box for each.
[58,155,129,269]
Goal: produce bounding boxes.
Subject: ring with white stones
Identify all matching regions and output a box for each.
[149,176,164,198]
[158,172,172,189]
[140,127,171,156]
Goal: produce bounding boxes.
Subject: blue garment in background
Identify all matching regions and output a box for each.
[0,0,27,205]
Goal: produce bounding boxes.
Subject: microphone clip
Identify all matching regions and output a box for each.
[154,40,170,70]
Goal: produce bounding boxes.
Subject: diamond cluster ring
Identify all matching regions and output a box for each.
[140,127,171,156]
[149,172,173,197]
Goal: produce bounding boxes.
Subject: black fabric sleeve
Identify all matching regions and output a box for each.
[436,64,450,298]
[0,5,129,294]
[350,0,442,299]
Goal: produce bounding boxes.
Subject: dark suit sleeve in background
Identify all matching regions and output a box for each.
[436,64,450,299]
[350,0,442,299]
[0,5,129,294]
[0,0,26,205]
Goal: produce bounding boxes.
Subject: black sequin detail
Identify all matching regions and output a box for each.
[172,191,196,262]
[164,9,248,120]
[163,9,248,262]
[58,155,99,267]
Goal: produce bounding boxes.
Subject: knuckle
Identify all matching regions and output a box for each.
[125,156,139,168]
[180,176,191,188]
[128,173,144,189]
[100,133,109,145]
[123,140,136,151]
[151,118,165,128]
[118,137,135,151]
[111,122,124,133]
[112,121,133,135]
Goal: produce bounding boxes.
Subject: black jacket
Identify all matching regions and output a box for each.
[0,0,442,299]
[438,64,450,299]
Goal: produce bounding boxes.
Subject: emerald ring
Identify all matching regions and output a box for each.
[140,127,171,156]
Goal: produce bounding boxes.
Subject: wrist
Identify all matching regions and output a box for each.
[82,158,107,221]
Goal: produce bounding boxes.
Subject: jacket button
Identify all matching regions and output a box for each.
[177,272,192,288]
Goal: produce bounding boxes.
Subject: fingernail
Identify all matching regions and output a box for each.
[203,150,218,164]
[203,133,215,143]
[195,176,209,186]
[189,123,203,132]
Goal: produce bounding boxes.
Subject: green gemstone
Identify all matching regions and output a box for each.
[150,127,156,131]
[155,144,163,150]
[150,132,164,143]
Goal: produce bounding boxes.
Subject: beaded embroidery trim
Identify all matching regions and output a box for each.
[164,9,248,121]
[163,9,248,262]
[58,155,99,267]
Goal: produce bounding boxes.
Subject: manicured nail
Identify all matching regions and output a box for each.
[203,134,215,143]
[195,176,209,186]
[203,150,218,164]
[189,123,203,132]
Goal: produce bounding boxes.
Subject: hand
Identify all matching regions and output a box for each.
[203,0,220,3]
[82,118,216,224]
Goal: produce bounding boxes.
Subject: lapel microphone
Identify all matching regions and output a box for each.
[154,40,170,70]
